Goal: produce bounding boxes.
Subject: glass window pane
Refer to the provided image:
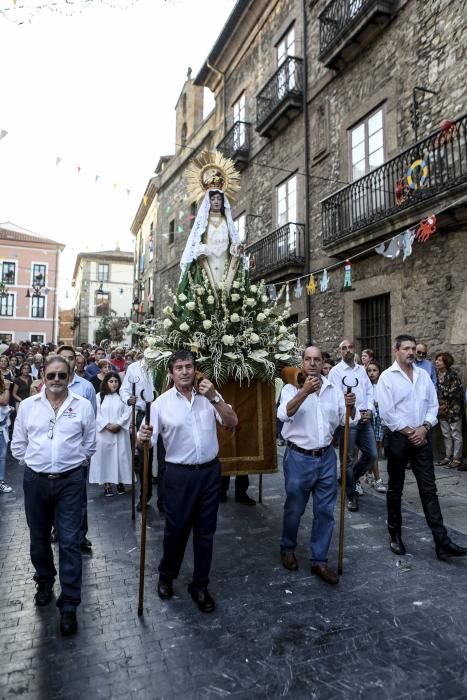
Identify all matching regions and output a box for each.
[369,147,384,170]
[351,142,365,167]
[368,110,383,135]
[368,130,383,154]
[352,162,366,180]
[351,124,365,148]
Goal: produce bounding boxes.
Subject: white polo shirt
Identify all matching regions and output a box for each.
[277,377,347,450]
[120,360,155,412]
[147,386,223,465]
[11,388,96,473]
[377,361,439,433]
[328,360,375,419]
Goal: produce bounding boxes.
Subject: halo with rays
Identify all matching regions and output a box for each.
[186,150,241,203]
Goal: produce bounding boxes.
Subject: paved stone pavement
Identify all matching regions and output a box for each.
[2,447,467,700]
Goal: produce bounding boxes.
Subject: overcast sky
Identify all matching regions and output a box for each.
[0,0,236,307]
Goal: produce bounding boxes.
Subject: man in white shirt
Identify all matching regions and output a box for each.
[121,357,157,511]
[328,339,377,512]
[11,356,96,636]
[31,353,43,379]
[57,346,96,553]
[377,334,467,560]
[278,346,356,585]
[139,350,237,612]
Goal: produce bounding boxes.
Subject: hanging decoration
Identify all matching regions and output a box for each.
[306,274,317,295]
[375,235,402,260]
[285,282,290,307]
[436,119,457,147]
[401,230,416,261]
[406,159,429,190]
[416,215,437,242]
[0,129,7,140]
[320,269,330,293]
[343,260,352,290]
[268,284,277,301]
[143,195,148,206]
[395,178,411,206]
[294,278,303,299]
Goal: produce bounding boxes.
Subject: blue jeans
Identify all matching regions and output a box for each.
[0,432,7,481]
[339,422,378,498]
[23,466,84,611]
[280,446,337,565]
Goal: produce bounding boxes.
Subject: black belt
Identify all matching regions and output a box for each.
[166,458,217,471]
[27,465,83,480]
[286,441,331,458]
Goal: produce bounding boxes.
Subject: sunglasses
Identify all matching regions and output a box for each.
[416,351,427,357]
[45,372,68,380]
[47,418,56,439]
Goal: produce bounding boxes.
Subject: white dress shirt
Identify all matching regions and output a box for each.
[120,360,155,412]
[146,386,222,465]
[376,361,439,433]
[11,389,96,473]
[328,360,374,420]
[277,378,347,450]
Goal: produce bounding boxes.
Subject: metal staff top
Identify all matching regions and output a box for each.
[342,376,359,394]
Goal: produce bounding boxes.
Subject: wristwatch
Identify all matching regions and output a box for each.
[210,395,221,404]
[422,421,432,431]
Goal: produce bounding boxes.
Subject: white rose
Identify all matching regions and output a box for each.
[179,322,190,332]
[178,293,187,302]
[197,287,205,295]
[250,285,258,293]
[245,298,256,307]
[232,281,240,289]
[163,305,173,315]
[163,318,172,328]
[230,313,240,322]
[186,301,196,311]
[257,313,266,322]
[261,295,268,303]
[207,295,215,304]
[222,334,235,346]
[231,293,240,302]
[146,336,157,347]
[263,309,271,317]
[279,325,288,334]
[203,319,212,330]
[250,332,260,343]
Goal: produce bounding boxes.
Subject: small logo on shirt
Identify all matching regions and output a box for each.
[63,407,78,418]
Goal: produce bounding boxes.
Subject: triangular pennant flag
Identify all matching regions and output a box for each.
[126,189,131,196]
[95,175,100,183]
[285,282,290,307]
[343,260,352,289]
[176,226,184,233]
[113,183,117,191]
[77,166,81,175]
[294,279,303,299]
[320,269,329,292]
[0,129,8,141]
[306,274,316,295]
[55,156,62,166]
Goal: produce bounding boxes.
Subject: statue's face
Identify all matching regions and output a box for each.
[209,193,223,213]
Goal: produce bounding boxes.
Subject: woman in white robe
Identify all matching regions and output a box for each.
[89,371,132,497]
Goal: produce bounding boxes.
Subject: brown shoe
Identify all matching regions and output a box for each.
[280,550,298,571]
[457,462,467,471]
[311,564,339,585]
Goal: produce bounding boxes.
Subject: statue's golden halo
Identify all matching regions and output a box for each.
[186,150,241,203]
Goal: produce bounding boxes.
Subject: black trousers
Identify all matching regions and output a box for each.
[386,431,449,545]
[159,459,221,591]
[220,474,249,497]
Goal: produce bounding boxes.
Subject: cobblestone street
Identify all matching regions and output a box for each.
[2,449,467,700]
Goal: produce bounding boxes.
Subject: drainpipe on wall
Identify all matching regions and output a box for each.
[52,248,59,344]
[302,0,312,344]
[207,60,226,134]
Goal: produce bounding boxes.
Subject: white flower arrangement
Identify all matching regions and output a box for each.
[138,265,305,385]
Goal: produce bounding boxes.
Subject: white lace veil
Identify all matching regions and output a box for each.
[179,189,246,280]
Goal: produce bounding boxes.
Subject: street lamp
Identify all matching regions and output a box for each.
[25,273,45,298]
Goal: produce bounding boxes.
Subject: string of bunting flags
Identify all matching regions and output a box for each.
[261,195,467,303]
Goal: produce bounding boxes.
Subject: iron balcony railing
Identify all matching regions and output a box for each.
[217,121,251,161]
[256,57,304,131]
[247,222,306,277]
[322,113,467,245]
[319,0,383,57]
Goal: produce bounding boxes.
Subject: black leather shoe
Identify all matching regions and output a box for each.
[80,538,92,553]
[436,541,467,561]
[191,587,215,613]
[219,492,227,503]
[235,493,256,506]
[60,611,78,636]
[34,582,53,607]
[157,580,174,600]
[347,494,359,512]
[389,533,406,555]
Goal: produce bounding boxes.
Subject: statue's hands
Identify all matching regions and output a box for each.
[229,243,242,257]
[196,244,209,258]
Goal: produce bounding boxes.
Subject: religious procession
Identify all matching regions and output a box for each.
[1,0,467,697]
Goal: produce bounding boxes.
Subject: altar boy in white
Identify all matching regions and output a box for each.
[89,372,132,497]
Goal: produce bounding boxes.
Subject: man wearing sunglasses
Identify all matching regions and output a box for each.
[11,356,96,636]
[414,342,437,385]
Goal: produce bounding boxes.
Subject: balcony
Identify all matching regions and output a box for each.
[256,57,303,139]
[217,121,251,170]
[319,0,397,70]
[321,113,467,256]
[247,222,306,281]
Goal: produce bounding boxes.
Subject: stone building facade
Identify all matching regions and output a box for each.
[134,0,466,387]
